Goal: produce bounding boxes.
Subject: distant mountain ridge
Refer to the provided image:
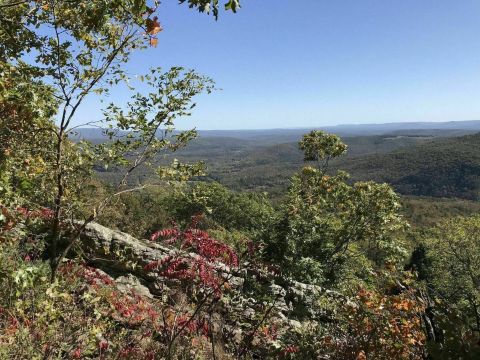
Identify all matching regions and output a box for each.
[196,120,480,140]
[74,120,480,144]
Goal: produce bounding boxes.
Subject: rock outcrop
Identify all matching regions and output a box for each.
[75,222,349,322]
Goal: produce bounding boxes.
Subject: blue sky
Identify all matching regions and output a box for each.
[77,0,480,130]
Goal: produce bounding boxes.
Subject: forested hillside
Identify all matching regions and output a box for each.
[159,132,480,201]
[342,133,480,200]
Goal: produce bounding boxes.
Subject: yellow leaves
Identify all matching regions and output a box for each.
[164,308,177,328]
[150,38,158,47]
[385,262,396,271]
[407,336,419,345]
[46,285,72,305]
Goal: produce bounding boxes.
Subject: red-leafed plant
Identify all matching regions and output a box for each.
[145,216,241,357]
[1,206,53,233]
[146,216,238,296]
[16,207,54,220]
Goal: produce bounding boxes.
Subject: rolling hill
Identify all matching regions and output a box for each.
[194,132,480,200]
[85,122,480,201]
[340,133,480,200]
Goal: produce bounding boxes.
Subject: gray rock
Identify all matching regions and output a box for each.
[73,221,353,331]
[115,274,153,299]
[78,221,172,280]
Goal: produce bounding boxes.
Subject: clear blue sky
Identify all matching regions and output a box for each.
[77,0,480,130]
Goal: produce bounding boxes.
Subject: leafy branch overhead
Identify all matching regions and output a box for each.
[179,0,241,19]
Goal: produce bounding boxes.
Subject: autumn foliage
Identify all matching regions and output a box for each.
[146,216,239,295]
[330,287,426,359]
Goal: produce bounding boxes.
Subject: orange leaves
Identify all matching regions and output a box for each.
[145,16,162,47]
[392,298,415,311]
[342,286,426,359]
[356,350,367,360]
[146,16,162,35]
[322,335,333,345]
[162,308,177,328]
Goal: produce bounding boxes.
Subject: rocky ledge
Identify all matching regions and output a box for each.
[72,221,350,324]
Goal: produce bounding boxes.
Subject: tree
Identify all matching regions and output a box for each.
[422,215,480,357]
[265,131,406,285]
[0,0,237,278]
[299,130,347,172]
[167,182,275,232]
[0,63,58,207]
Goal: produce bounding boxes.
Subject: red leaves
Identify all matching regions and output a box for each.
[150,228,178,242]
[81,266,114,286]
[176,315,209,336]
[110,291,160,327]
[16,206,54,220]
[99,340,109,350]
[146,254,223,294]
[149,220,239,268]
[281,345,299,357]
[146,220,239,295]
[71,348,82,359]
[0,206,54,233]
